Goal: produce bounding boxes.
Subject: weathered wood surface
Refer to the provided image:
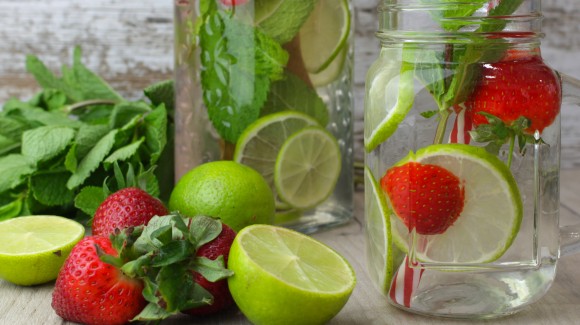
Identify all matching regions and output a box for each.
[2,168,580,325]
[1,0,579,166]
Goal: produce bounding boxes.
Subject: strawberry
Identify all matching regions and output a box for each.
[221,0,249,6]
[184,223,236,316]
[51,236,146,325]
[381,162,465,235]
[465,53,561,135]
[92,187,169,237]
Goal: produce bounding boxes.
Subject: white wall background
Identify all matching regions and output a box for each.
[1,0,579,166]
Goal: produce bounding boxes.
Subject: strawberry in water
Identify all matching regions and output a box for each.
[92,187,169,237]
[52,236,146,325]
[221,0,249,6]
[381,162,465,235]
[184,223,237,316]
[465,52,561,135]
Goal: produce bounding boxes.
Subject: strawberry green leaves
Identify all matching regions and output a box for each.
[199,8,288,143]
[0,49,174,221]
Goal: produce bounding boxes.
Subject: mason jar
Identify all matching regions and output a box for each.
[364,0,580,318]
[174,0,354,234]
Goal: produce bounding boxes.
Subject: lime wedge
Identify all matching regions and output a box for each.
[299,0,351,74]
[274,126,341,210]
[228,224,356,325]
[364,47,416,152]
[233,111,318,208]
[0,216,85,286]
[364,167,400,294]
[389,144,522,264]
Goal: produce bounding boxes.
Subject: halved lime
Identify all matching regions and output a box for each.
[299,0,351,74]
[228,224,356,325]
[364,47,416,152]
[0,216,85,286]
[364,167,399,294]
[389,144,522,264]
[233,111,318,209]
[274,126,341,210]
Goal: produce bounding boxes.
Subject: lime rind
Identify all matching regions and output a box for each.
[389,144,523,264]
[364,167,396,294]
[274,126,341,210]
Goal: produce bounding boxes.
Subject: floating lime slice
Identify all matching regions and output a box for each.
[0,216,85,286]
[228,224,356,325]
[274,126,341,210]
[389,144,523,264]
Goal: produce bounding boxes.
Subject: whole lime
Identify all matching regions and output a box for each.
[169,161,275,232]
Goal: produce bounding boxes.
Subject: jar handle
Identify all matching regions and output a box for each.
[559,72,580,257]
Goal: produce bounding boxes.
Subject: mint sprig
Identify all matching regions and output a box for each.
[0,47,174,221]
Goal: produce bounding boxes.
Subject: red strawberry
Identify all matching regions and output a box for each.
[92,187,169,237]
[465,53,561,134]
[184,223,236,316]
[381,162,465,235]
[52,236,146,325]
[221,0,249,6]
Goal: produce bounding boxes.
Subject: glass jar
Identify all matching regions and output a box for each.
[174,0,354,234]
[364,0,580,319]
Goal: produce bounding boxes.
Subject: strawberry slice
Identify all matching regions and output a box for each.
[381,162,465,235]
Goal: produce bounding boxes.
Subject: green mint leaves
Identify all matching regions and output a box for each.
[200,9,288,143]
[0,48,173,221]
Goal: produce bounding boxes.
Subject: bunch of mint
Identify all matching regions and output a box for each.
[0,47,174,222]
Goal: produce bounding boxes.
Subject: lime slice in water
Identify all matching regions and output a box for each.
[227,224,356,325]
[0,216,85,286]
[389,144,523,264]
[274,126,341,210]
[364,167,400,294]
[233,111,318,208]
[299,0,351,75]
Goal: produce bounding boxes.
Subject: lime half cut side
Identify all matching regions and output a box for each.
[299,0,351,74]
[227,224,356,325]
[364,167,396,294]
[234,111,318,209]
[0,215,85,286]
[390,144,523,264]
[274,126,341,210]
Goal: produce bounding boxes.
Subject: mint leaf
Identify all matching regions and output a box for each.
[26,55,82,102]
[109,101,151,130]
[74,124,110,158]
[422,0,487,31]
[0,198,23,222]
[144,105,168,164]
[0,135,18,156]
[0,114,31,141]
[67,129,118,190]
[74,186,107,216]
[104,138,145,168]
[144,80,174,112]
[0,155,36,193]
[21,126,76,163]
[70,47,123,101]
[262,71,329,126]
[200,10,289,143]
[255,0,316,44]
[30,171,75,206]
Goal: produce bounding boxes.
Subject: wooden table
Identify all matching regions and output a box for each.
[2,168,580,325]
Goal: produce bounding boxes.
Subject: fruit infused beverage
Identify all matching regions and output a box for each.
[364,0,565,318]
[174,0,354,234]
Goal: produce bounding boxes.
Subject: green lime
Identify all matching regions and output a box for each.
[390,144,523,263]
[168,161,275,232]
[0,216,85,286]
[228,224,356,325]
[308,46,348,87]
[234,111,319,209]
[364,47,416,152]
[299,0,351,74]
[364,167,399,294]
[274,126,341,210]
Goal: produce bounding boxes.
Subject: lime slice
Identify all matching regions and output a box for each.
[0,216,85,286]
[274,126,341,210]
[364,47,416,152]
[364,167,398,294]
[228,224,356,325]
[309,46,348,88]
[389,144,522,264]
[299,0,351,74]
[233,111,318,208]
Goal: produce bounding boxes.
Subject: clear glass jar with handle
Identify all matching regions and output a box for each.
[364,0,580,318]
[174,0,354,234]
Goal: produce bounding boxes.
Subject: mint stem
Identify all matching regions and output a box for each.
[507,135,515,168]
[66,99,118,114]
[434,108,451,145]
